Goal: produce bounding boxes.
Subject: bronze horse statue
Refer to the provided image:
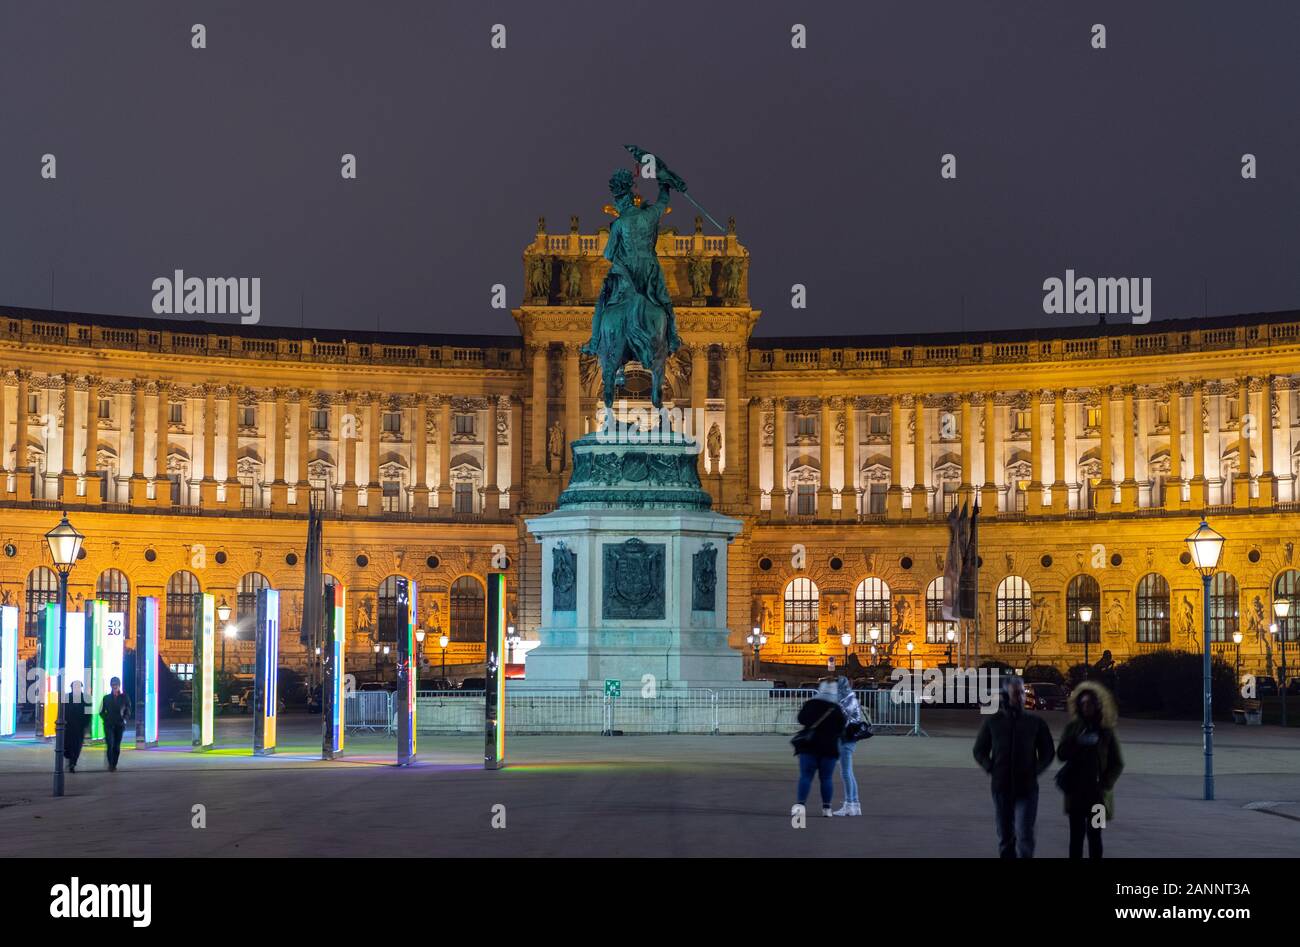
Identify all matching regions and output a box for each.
[582,167,682,410]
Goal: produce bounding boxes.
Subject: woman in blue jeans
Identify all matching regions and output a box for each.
[792,680,847,818]
[834,676,869,816]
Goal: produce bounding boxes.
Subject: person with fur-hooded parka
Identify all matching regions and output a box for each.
[1056,680,1124,859]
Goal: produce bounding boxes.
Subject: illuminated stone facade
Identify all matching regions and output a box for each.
[2,216,1299,680]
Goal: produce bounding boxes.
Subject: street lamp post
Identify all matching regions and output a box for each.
[1232,630,1243,685]
[415,630,426,673]
[1273,598,1290,728]
[1186,517,1225,801]
[216,598,232,678]
[840,631,851,667]
[745,625,767,678]
[945,627,955,666]
[439,634,449,684]
[1078,605,1094,680]
[373,643,381,678]
[45,513,84,798]
[869,626,881,665]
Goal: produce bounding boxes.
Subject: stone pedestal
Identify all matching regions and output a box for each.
[524,428,759,693]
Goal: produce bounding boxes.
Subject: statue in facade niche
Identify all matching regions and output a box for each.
[721,256,744,299]
[547,422,564,470]
[706,423,722,464]
[562,259,582,303]
[688,256,711,298]
[582,166,682,409]
[1105,597,1124,637]
[528,256,551,299]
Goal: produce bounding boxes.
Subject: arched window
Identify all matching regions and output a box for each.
[237,572,272,641]
[1273,570,1300,642]
[996,576,1032,644]
[1066,574,1101,643]
[24,567,58,638]
[1209,572,1239,643]
[854,577,892,643]
[450,575,486,642]
[1136,573,1170,643]
[96,569,131,640]
[925,576,958,645]
[165,570,201,640]
[376,575,410,643]
[784,577,819,644]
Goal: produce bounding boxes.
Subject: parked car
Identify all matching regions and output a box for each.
[459,677,486,691]
[1024,682,1067,711]
[225,686,286,715]
[1254,676,1279,697]
[168,686,193,716]
[423,677,456,691]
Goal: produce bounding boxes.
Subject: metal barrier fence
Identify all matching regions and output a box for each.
[414,688,922,736]
[344,691,394,734]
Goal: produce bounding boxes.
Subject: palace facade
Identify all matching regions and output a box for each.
[2,215,1299,681]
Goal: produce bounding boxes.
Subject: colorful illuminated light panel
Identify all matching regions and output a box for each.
[254,588,279,755]
[136,596,159,747]
[0,605,17,736]
[485,572,507,770]
[193,593,215,749]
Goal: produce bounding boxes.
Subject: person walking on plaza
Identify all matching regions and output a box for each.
[64,681,90,773]
[833,676,871,816]
[99,677,132,772]
[791,679,846,818]
[1055,680,1124,859]
[972,675,1054,857]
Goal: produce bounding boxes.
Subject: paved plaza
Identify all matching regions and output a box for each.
[0,710,1297,857]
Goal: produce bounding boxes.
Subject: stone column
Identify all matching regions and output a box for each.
[129,378,149,506]
[60,373,78,500]
[269,388,288,511]
[1166,383,1182,510]
[1028,390,1043,513]
[295,391,310,508]
[842,398,858,519]
[1051,390,1067,512]
[199,384,219,509]
[1120,386,1138,510]
[341,393,358,514]
[960,393,973,507]
[724,344,741,477]
[1234,377,1252,508]
[14,370,30,483]
[817,398,834,519]
[885,396,903,518]
[437,396,452,511]
[691,344,709,476]
[84,376,101,505]
[911,396,927,520]
[412,397,430,515]
[483,397,502,517]
[1096,386,1113,513]
[0,371,7,479]
[509,397,524,511]
[529,343,548,470]
[771,397,787,519]
[1260,375,1276,505]
[747,398,763,512]
[981,393,999,514]
[564,343,581,479]
[1190,381,1206,508]
[225,386,242,510]
[366,396,382,514]
[153,381,173,508]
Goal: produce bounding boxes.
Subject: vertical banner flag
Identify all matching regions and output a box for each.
[959,504,979,620]
[254,588,279,755]
[0,605,17,737]
[135,596,159,747]
[485,573,507,770]
[193,592,215,749]
[322,581,345,759]
[940,504,968,622]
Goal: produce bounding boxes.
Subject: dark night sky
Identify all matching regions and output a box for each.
[1,0,1297,338]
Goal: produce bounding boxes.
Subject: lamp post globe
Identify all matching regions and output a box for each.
[1078,605,1094,678]
[44,512,83,798]
[1185,517,1225,801]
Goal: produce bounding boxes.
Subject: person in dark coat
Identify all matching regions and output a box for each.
[792,680,847,818]
[63,681,90,772]
[99,676,132,772]
[1056,680,1125,859]
[972,675,1055,857]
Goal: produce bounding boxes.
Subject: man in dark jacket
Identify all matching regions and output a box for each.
[972,675,1055,857]
[99,677,132,772]
[64,681,90,772]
